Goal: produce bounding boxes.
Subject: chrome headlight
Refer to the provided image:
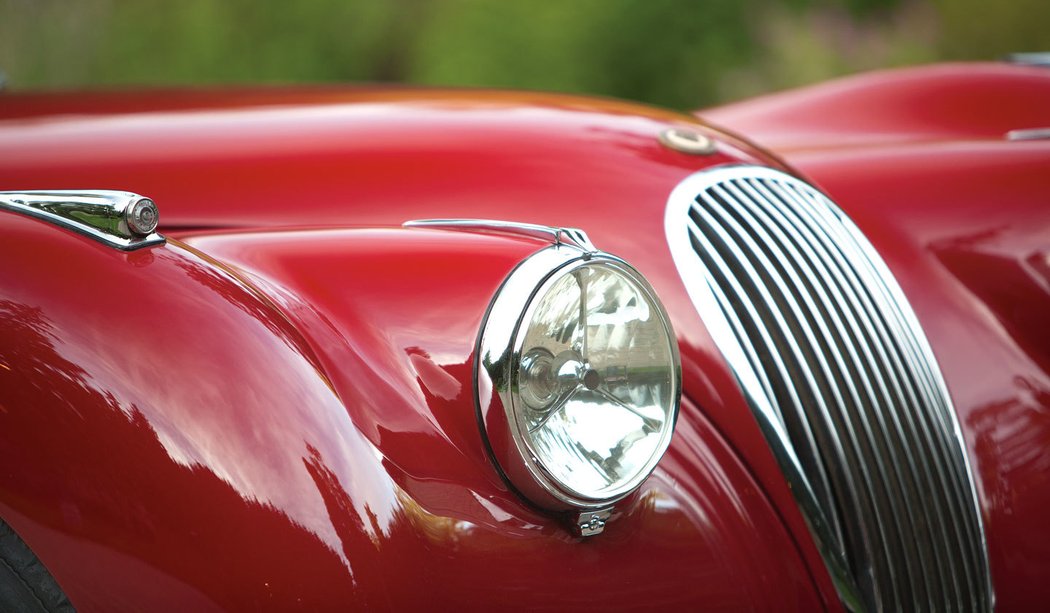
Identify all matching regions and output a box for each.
[476,244,681,516]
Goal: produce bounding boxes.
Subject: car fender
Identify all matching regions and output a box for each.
[0,212,823,610]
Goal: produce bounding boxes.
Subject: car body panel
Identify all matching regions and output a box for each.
[700,62,1050,153]
[0,213,821,610]
[1,88,844,608]
[705,62,1050,610]
[1,62,1047,609]
[0,87,782,231]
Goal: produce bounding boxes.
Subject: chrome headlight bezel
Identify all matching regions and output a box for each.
[475,244,682,511]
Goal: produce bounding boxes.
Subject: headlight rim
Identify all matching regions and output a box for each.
[475,244,682,511]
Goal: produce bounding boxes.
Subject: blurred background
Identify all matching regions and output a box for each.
[1,0,1047,109]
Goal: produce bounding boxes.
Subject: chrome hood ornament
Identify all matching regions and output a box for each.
[0,190,164,251]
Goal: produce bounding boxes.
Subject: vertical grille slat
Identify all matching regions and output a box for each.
[665,166,992,612]
[686,217,851,530]
[765,177,982,607]
[734,177,958,610]
[771,179,985,608]
[697,189,914,609]
[720,179,945,610]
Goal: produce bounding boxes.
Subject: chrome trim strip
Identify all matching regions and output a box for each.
[1006,127,1050,141]
[776,180,986,606]
[812,180,992,606]
[703,182,926,607]
[665,165,992,612]
[686,190,872,610]
[403,218,597,251]
[0,190,164,251]
[1004,52,1050,67]
[740,177,960,606]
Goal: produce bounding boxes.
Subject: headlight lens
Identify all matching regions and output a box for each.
[477,247,680,510]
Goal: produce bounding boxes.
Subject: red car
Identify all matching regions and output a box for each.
[1,60,1047,611]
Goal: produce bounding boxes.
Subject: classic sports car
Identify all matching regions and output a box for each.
[0,60,1047,612]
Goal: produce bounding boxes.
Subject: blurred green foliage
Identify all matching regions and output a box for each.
[1,0,1047,108]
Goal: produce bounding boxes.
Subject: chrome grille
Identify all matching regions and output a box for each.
[665,165,991,612]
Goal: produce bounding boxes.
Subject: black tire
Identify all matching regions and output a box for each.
[0,518,74,612]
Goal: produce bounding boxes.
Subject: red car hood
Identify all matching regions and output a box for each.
[3,64,1050,609]
[0,86,780,232]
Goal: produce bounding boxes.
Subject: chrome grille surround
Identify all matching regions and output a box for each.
[664,165,992,612]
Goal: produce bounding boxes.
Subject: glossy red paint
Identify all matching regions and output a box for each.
[0,86,841,608]
[0,87,782,231]
[2,62,1047,609]
[707,63,1050,609]
[0,211,822,610]
[701,62,1050,153]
